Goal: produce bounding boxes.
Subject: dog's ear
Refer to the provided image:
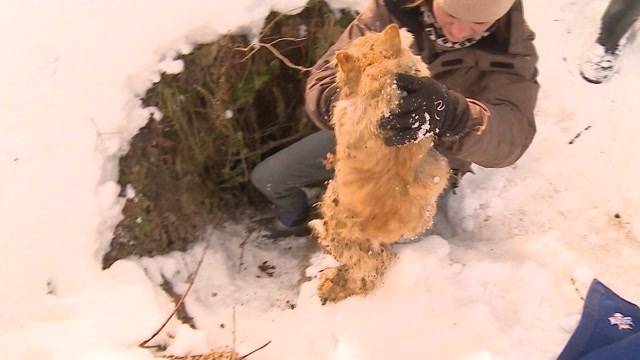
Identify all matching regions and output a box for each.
[377,24,401,57]
[335,50,361,95]
[335,50,358,76]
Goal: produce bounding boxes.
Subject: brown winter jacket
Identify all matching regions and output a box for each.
[305,0,539,173]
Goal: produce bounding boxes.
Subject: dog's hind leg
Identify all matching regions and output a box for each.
[311,181,395,303]
[316,235,395,304]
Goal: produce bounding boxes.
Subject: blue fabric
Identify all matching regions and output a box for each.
[558,279,640,360]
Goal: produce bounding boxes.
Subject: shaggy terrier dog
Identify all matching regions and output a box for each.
[309,24,450,303]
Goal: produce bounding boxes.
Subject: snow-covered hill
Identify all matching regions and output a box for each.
[1,0,638,359]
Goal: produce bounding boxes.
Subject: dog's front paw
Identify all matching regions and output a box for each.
[308,219,326,244]
[317,266,354,305]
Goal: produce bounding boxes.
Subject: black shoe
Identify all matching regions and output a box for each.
[252,215,311,239]
[263,218,311,239]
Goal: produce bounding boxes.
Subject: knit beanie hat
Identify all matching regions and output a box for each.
[434,0,516,22]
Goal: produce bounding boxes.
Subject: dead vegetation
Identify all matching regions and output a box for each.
[102,0,356,268]
[161,351,240,360]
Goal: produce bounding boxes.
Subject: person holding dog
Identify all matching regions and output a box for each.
[251,0,539,238]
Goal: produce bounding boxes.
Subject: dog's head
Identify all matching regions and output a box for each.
[334,24,428,98]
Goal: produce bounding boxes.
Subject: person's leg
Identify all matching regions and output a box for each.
[597,0,640,53]
[580,0,640,84]
[581,0,640,83]
[251,130,336,226]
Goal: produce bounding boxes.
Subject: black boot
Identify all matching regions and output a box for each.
[259,207,311,239]
[261,218,311,239]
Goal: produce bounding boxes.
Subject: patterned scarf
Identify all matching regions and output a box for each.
[421,6,492,51]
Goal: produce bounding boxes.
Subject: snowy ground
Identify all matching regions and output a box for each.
[1,0,639,359]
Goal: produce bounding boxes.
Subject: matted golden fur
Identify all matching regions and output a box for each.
[309,24,450,303]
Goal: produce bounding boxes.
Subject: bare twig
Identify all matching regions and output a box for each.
[232,306,237,351]
[140,216,223,348]
[90,117,122,136]
[568,125,592,145]
[231,230,255,354]
[235,39,312,73]
[237,231,255,273]
[90,117,123,156]
[240,341,272,359]
[266,37,307,45]
[159,275,196,328]
[570,277,585,301]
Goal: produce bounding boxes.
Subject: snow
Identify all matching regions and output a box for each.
[1,0,639,359]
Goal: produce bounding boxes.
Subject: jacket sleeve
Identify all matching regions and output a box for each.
[440,69,539,168]
[305,0,392,129]
[438,10,540,170]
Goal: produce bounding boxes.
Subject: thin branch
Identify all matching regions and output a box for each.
[240,341,272,359]
[232,306,237,351]
[568,125,592,145]
[159,274,196,328]
[139,215,222,348]
[230,230,255,354]
[90,117,123,156]
[235,39,312,73]
[90,117,122,136]
[266,37,307,45]
[237,231,254,273]
[237,46,261,63]
[570,277,585,301]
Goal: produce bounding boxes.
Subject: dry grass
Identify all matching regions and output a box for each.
[160,351,240,360]
[103,0,356,268]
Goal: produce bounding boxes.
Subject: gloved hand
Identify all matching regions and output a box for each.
[379,73,471,146]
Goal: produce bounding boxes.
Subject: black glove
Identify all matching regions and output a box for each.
[379,73,471,146]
